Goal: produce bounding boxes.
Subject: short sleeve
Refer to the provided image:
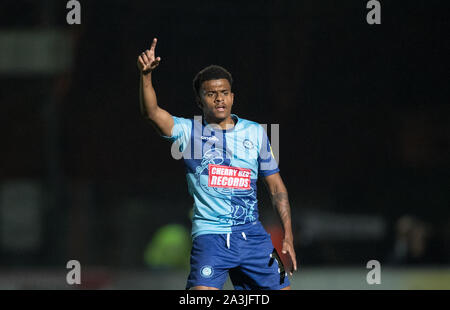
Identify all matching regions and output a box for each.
[257,125,280,177]
[161,116,192,153]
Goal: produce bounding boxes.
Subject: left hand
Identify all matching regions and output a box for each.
[281,238,298,276]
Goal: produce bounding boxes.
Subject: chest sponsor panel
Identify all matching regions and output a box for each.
[208,164,251,190]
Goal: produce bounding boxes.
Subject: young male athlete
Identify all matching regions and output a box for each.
[137,38,297,290]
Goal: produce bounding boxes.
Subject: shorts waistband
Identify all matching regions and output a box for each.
[230,220,261,233]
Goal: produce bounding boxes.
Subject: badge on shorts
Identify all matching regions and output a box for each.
[200,265,214,278]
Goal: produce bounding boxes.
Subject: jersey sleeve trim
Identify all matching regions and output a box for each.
[258,167,280,177]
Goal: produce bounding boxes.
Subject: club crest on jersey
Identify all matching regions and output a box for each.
[208,164,251,190]
[243,139,254,149]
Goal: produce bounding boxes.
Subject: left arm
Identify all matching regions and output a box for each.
[263,172,297,275]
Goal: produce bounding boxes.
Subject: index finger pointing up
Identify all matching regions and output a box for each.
[148,38,157,58]
[150,38,157,51]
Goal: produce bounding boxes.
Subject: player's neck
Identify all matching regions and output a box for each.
[204,114,235,130]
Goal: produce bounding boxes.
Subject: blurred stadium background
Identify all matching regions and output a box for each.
[0,0,448,289]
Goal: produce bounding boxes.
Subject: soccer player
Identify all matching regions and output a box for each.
[137,38,297,290]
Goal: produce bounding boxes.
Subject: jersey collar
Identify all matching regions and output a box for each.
[203,114,239,133]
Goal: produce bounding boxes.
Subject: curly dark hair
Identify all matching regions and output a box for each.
[192,65,233,105]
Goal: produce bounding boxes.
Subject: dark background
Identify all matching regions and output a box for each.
[0,0,448,270]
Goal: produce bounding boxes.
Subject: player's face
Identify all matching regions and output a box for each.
[199,79,234,122]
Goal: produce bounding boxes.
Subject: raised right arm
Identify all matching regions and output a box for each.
[138,38,174,137]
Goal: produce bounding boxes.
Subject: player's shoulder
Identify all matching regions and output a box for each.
[236,116,267,140]
[173,115,192,121]
[236,115,264,130]
[173,115,194,126]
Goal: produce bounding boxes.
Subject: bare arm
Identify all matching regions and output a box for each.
[263,172,297,275]
[137,38,174,137]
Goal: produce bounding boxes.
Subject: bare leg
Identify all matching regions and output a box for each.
[191,285,289,290]
[191,286,220,290]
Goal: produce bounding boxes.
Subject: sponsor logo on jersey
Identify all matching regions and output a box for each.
[201,136,219,142]
[208,164,251,190]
